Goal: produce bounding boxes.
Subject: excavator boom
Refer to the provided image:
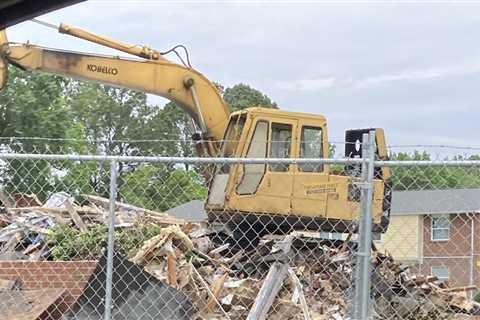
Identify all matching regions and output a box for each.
[0,26,230,156]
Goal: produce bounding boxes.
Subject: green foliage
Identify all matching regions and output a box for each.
[390,151,480,190]
[47,223,164,261]
[223,83,276,111]
[48,224,106,261]
[0,67,72,198]
[121,164,208,212]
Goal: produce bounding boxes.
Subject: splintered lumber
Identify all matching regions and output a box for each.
[83,194,187,225]
[131,225,193,265]
[167,252,177,288]
[64,199,87,231]
[288,268,311,320]
[247,235,293,320]
[9,206,101,216]
[1,232,21,253]
[207,273,228,312]
[191,262,231,320]
[442,286,477,293]
[247,261,289,320]
[22,242,42,255]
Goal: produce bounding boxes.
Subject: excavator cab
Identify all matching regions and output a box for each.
[206,108,391,235]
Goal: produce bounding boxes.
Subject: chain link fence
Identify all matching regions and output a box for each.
[0,138,479,319]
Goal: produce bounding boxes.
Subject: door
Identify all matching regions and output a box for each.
[291,124,330,218]
[230,119,297,215]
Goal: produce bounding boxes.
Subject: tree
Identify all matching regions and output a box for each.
[223,83,277,111]
[60,82,188,197]
[390,151,480,190]
[0,67,72,198]
[120,164,207,211]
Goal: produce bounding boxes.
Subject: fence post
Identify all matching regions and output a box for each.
[104,160,118,320]
[353,131,376,319]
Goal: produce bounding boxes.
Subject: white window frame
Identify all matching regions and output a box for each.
[431,266,449,280]
[431,214,450,241]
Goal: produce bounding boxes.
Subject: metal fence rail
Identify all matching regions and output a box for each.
[0,146,479,319]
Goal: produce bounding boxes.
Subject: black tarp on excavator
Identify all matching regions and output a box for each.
[63,250,193,320]
[0,0,84,29]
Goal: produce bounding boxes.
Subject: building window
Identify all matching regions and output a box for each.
[431,215,450,241]
[431,266,449,280]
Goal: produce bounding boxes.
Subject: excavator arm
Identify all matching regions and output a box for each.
[0,24,230,156]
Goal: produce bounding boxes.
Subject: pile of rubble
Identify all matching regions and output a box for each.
[0,191,185,260]
[131,226,480,319]
[0,191,479,319]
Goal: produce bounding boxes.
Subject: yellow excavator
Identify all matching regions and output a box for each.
[0,22,391,238]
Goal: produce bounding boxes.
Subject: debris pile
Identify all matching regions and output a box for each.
[131,226,480,320]
[0,191,185,261]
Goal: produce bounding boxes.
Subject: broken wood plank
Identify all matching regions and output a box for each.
[9,206,101,216]
[1,232,21,254]
[441,285,477,293]
[190,262,231,320]
[22,242,42,255]
[207,273,228,312]
[144,214,188,226]
[167,252,177,288]
[83,194,186,221]
[247,261,289,320]
[288,268,311,320]
[246,235,293,320]
[64,199,87,231]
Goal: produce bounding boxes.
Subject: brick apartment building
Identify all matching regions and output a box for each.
[383,188,480,287]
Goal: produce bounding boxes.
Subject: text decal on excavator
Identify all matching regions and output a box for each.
[305,183,338,195]
[86,64,118,75]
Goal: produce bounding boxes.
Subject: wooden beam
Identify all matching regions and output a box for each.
[63,199,87,231]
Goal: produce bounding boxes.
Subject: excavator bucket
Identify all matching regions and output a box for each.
[0,30,8,90]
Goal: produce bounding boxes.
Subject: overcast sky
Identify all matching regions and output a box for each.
[6,1,480,153]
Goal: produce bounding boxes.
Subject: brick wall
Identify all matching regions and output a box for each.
[0,260,97,309]
[422,213,480,288]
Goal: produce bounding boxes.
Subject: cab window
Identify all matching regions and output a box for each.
[236,121,268,195]
[269,123,292,172]
[219,115,246,173]
[299,126,323,172]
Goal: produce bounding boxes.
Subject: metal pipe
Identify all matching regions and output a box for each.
[375,160,480,167]
[0,153,364,165]
[104,160,118,320]
[57,22,166,62]
[353,131,376,320]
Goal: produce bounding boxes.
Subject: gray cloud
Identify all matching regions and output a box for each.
[6,1,480,151]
